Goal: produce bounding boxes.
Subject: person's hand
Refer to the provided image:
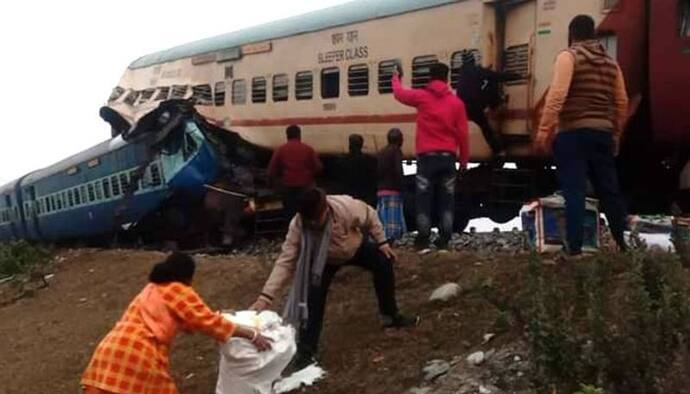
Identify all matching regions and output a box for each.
[251,332,273,352]
[533,132,552,155]
[392,66,399,78]
[379,243,397,262]
[249,298,270,311]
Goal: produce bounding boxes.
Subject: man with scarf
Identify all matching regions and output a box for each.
[250,188,419,369]
[535,15,629,256]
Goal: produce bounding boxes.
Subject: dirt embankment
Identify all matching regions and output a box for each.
[0,247,533,394]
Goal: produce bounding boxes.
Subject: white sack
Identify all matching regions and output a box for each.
[216,311,297,394]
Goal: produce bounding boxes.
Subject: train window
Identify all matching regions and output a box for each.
[67,190,73,207]
[60,192,66,209]
[50,196,57,212]
[102,179,111,199]
[95,182,103,200]
[232,80,247,105]
[150,164,162,187]
[119,174,130,194]
[74,188,81,205]
[252,77,267,103]
[139,89,155,104]
[214,82,226,106]
[321,67,340,99]
[273,74,289,102]
[111,176,121,196]
[503,44,529,85]
[129,171,140,192]
[224,65,234,79]
[378,60,400,94]
[171,85,188,99]
[603,0,619,10]
[450,50,481,87]
[80,186,87,203]
[192,84,213,105]
[124,90,140,106]
[109,87,126,102]
[412,55,439,88]
[681,0,690,37]
[56,194,63,210]
[348,64,369,96]
[295,71,313,100]
[155,87,170,101]
[87,184,96,202]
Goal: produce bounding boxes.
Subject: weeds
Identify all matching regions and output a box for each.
[526,248,690,393]
[0,241,52,279]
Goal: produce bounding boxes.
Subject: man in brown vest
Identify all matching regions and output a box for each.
[535,15,629,256]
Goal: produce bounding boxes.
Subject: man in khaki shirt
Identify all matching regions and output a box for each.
[250,188,418,369]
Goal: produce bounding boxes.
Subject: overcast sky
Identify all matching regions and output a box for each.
[0,0,351,186]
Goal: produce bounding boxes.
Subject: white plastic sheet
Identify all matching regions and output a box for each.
[216,311,297,394]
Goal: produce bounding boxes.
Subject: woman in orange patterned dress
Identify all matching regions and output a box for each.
[81,252,271,394]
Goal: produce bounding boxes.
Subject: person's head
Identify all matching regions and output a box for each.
[461,50,477,66]
[149,252,196,285]
[286,125,301,141]
[297,188,328,229]
[568,15,596,45]
[429,63,450,83]
[387,128,403,147]
[349,134,364,154]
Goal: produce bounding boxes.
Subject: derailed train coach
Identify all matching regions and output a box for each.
[0,102,267,246]
[2,0,689,244]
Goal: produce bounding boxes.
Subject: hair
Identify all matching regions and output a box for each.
[387,128,403,146]
[569,15,596,43]
[149,252,196,284]
[296,188,326,220]
[429,63,450,82]
[286,125,301,140]
[348,134,364,153]
[461,50,477,66]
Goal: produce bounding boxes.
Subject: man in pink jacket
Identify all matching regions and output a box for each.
[393,63,470,250]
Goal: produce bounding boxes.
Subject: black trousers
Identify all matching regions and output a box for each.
[553,129,628,254]
[298,241,399,356]
[281,186,308,222]
[416,152,456,246]
[467,106,503,154]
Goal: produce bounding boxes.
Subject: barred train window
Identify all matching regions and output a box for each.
[139,89,155,104]
[412,55,439,89]
[102,179,111,199]
[155,87,170,101]
[150,163,162,187]
[252,77,267,103]
[111,176,120,196]
[321,67,340,99]
[109,87,125,102]
[503,44,530,85]
[124,91,140,105]
[378,60,400,94]
[214,82,225,106]
[74,188,81,205]
[295,71,313,100]
[95,183,103,200]
[450,50,482,87]
[170,85,188,99]
[119,174,129,194]
[681,0,690,37]
[192,85,213,105]
[348,64,369,96]
[273,74,289,102]
[88,184,95,202]
[232,80,247,105]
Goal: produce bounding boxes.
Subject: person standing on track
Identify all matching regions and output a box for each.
[535,15,629,256]
[377,128,407,241]
[392,63,470,250]
[268,125,323,222]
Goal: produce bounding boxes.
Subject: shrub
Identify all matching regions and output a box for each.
[0,241,52,278]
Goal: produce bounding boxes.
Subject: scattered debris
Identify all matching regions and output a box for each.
[429,283,461,302]
[273,365,326,393]
[423,360,451,381]
[482,333,495,344]
[466,351,485,366]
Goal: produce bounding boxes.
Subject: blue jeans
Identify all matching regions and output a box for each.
[553,129,628,254]
[415,152,456,246]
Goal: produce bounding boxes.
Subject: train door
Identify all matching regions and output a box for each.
[498,0,536,138]
[22,186,41,240]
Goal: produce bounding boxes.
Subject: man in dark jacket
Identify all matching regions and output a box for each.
[377,128,406,241]
[341,134,377,206]
[455,50,522,156]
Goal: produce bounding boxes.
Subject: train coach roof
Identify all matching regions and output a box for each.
[129,0,459,69]
[22,137,127,185]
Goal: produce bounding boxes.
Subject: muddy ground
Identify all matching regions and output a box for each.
[0,248,530,394]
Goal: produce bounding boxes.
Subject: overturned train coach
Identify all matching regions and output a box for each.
[1,0,689,244]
